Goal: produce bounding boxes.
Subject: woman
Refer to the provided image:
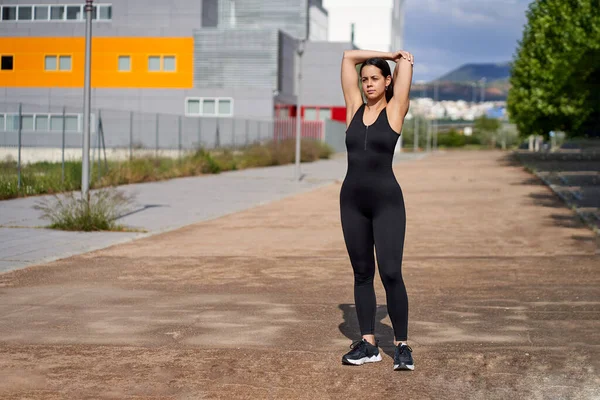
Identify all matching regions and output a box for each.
[339,49,414,371]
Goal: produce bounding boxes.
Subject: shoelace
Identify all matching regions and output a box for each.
[350,340,365,350]
[398,344,413,354]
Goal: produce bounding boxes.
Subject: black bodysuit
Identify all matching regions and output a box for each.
[340,103,408,341]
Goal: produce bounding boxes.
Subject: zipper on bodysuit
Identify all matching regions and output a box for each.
[364,125,369,150]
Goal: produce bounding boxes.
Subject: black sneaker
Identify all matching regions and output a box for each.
[341,339,382,366]
[393,343,414,371]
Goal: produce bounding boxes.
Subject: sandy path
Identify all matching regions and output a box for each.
[0,151,598,399]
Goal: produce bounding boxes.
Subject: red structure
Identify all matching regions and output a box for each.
[275,104,347,123]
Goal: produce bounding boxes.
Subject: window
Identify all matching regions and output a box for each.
[64,116,79,131]
[18,6,33,20]
[6,115,20,131]
[163,56,176,72]
[148,56,161,71]
[186,98,234,117]
[98,5,112,20]
[50,115,63,131]
[66,5,82,20]
[22,115,34,131]
[45,56,57,70]
[35,115,49,131]
[49,5,64,20]
[59,56,71,71]
[34,6,49,20]
[148,55,177,72]
[1,56,13,71]
[2,4,112,23]
[218,99,232,115]
[50,6,65,20]
[45,55,71,71]
[318,108,331,121]
[203,100,216,115]
[2,6,17,20]
[0,113,91,133]
[118,56,130,72]
[304,108,317,121]
[187,99,200,115]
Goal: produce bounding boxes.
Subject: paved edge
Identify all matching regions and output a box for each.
[0,152,428,274]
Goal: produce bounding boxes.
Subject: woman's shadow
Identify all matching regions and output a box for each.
[338,304,396,359]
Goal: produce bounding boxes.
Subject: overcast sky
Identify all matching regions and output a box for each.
[323,0,532,81]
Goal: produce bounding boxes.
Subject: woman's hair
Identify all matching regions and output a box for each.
[359,58,394,102]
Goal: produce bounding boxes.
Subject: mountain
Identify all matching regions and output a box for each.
[410,62,512,102]
[435,62,511,83]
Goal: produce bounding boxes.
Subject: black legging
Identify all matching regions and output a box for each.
[340,104,408,341]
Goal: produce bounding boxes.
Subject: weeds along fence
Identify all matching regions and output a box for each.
[0,102,340,166]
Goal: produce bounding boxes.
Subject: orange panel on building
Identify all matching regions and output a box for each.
[0,37,193,89]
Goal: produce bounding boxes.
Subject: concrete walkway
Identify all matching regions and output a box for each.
[0,152,425,273]
[0,150,597,399]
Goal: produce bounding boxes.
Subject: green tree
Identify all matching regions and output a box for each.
[474,116,501,147]
[508,0,600,138]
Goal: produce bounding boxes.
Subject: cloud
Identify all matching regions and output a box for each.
[403,0,532,81]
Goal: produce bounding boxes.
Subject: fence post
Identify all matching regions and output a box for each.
[197,118,202,149]
[426,118,431,152]
[215,118,220,149]
[61,106,66,183]
[245,119,249,146]
[155,113,159,158]
[129,111,133,161]
[96,110,102,181]
[17,103,22,191]
[433,119,438,151]
[232,119,236,149]
[414,115,419,152]
[99,112,108,171]
[178,115,182,159]
[96,110,102,182]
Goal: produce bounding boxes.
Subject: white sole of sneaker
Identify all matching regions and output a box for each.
[394,364,415,371]
[343,354,382,365]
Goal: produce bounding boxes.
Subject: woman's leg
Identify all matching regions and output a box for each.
[372,197,408,343]
[340,204,377,341]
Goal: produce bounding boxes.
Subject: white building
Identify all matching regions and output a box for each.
[390,0,405,51]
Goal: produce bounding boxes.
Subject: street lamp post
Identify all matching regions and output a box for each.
[82,0,93,201]
[433,80,439,150]
[294,39,306,182]
[480,77,487,103]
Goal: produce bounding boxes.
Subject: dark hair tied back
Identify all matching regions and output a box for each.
[359,58,394,102]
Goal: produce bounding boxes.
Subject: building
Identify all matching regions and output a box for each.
[0,0,351,123]
[390,0,405,52]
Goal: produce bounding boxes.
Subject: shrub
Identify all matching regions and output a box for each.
[34,189,134,231]
[1,139,334,200]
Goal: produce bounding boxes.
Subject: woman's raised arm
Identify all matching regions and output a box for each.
[387,51,414,133]
[341,50,394,126]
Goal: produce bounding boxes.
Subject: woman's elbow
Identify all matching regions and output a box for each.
[343,50,356,60]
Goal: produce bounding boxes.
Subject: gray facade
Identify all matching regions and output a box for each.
[300,42,354,107]
[0,0,203,37]
[0,87,276,119]
[194,28,280,89]
[217,0,309,39]
[0,0,346,121]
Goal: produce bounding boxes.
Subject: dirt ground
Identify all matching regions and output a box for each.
[0,151,598,400]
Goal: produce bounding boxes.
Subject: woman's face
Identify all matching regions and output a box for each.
[361,65,390,101]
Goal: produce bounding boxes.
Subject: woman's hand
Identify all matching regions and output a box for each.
[392,50,414,66]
